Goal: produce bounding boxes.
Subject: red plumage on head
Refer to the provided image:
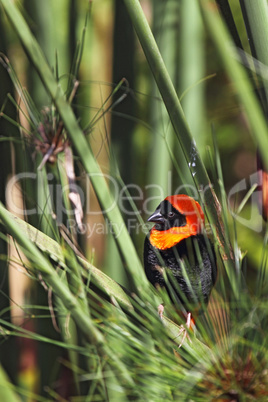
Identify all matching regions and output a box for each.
[149,195,205,250]
[165,194,205,231]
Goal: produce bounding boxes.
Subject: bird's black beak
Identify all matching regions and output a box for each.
[147,208,165,224]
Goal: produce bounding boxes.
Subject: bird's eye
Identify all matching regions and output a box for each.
[167,211,175,218]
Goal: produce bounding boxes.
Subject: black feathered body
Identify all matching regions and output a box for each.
[144,234,217,311]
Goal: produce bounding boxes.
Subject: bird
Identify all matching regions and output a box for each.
[144,194,217,344]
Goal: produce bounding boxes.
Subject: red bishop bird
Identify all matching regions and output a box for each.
[144,194,217,342]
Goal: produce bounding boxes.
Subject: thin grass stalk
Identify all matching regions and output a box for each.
[56,151,79,241]
[36,157,57,239]
[216,0,244,49]
[51,0,71,80]
[0,0,147,290]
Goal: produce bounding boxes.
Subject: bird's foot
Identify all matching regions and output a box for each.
[158,304,164,320]
[178,312,193,348]
[157,307,193,348]
[177,325,192,348]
